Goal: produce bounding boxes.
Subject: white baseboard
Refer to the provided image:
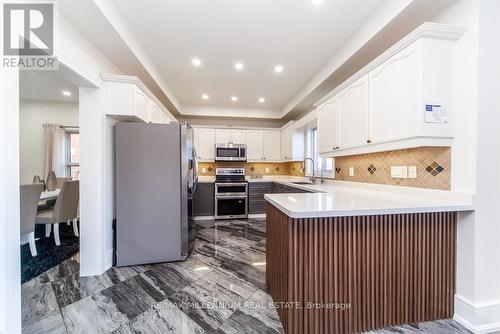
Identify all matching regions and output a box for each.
[105,249,114,271]
[454,295,500,333]
[191,216,215,221]
[248,214,266,219]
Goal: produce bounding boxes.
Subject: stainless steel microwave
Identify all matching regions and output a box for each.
[215,143,247,162]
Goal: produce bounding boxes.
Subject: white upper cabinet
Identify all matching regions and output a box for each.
[317,96,338,154]
[246,130,264,160]
[230,129,246,144]
[133,87,150,122]
[102,74,175,124]
[215,129,231,144]
[215,129,246,144]
[263,131,281,160]
[369,43,418,143]
[281,122,305,161]
[337,75,369,149]
[315,24,463,157]
[197,128,216,161]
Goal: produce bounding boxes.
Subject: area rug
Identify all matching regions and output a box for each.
[21,222,79,283]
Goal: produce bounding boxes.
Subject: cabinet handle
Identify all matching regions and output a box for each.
[367,139,372,144]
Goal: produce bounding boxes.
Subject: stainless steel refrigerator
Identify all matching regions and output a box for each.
[114,122,198,267]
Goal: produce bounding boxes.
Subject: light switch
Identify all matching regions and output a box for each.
[408,166,417,179]
[202,168,206,173]
[349,167,355,176]
[391,166,408,179]
[265,168,270,173]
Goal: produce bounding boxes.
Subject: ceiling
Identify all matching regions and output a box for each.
[19,68,82,103]
[103,0,385,111]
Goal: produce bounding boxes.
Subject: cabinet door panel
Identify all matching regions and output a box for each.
[230,130,246,144]
[280,127,292,160]
[134,88,149,122]
[317,97,338,153]
[263,131,281,160]
[198,128,215,160]
[193,183,214,216]
[246,130,264,160]
[369,44,418,143]
[337,75,369,149]
[215,129,231,144]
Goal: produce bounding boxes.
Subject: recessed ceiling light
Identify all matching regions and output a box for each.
[234,62,244,71]
[202,94,209,100]
[191,58,202,67]
[231,96,238,102]
[62,90,71,97]
[258,97,265,103]
[312,0,323,5]
[274,65,284,73]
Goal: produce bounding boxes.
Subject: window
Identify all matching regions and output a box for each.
[305,126,333,177]
[66,131,80,179]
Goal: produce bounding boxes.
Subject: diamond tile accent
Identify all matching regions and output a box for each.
[368,164,377,175]
[335,147,451,190]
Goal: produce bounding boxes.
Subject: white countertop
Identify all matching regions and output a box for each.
[263,178,474,218]
[196,175,474,218]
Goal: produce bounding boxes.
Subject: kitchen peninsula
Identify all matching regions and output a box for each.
[264,181,474,334]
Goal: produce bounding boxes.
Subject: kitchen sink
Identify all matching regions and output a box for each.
[291,182,314,185]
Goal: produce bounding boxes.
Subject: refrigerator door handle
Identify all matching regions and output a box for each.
[192,147,199,194]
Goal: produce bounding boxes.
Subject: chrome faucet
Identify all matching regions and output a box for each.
[301,158,316,183]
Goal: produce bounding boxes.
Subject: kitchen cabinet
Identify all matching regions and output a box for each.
[192,183,214,216]
[230,129,246,144]
[248,182,273,214]
[215,129,231,144]
[215,129,246,144]
[369,43,418,143]
[196,128,216,161]
[337,74,369,149]
[281,123,305,161]
[148,103,170,124]
[102,74,174,124]
[246,130,264,160]
[316,24,461,157]
[317,97,338,154]
[263,131,281,160]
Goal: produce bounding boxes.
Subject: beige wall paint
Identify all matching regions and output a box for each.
[19,100,79,184]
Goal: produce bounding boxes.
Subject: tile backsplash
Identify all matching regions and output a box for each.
[334,147,451,190]
[198,161,305,177]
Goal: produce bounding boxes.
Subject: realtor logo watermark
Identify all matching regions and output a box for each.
[3,3,58,70]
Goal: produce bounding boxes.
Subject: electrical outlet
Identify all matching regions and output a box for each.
[202,168,207,173]
[348,167,355,176]
[265,167,270,173]
[408,166,417,179]
[391,166,408,179]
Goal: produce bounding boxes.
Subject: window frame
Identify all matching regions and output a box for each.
[65,129,80,179]
[304,124,334,178]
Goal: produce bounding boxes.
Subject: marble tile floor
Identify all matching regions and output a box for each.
[22,218,472,334]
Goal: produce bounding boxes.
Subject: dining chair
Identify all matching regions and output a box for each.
[20,183,44,257]
[35,180,79,246]
[56,177,71,188]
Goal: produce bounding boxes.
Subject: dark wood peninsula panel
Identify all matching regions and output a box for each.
[266,203,457,334]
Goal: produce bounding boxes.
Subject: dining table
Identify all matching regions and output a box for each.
[40,188,60,200]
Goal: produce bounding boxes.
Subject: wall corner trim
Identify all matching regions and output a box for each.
[454,295,500,334]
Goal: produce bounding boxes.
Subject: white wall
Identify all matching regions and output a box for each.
[433,1,500,333]
[19,100,79,184]
[1,4,121,333]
